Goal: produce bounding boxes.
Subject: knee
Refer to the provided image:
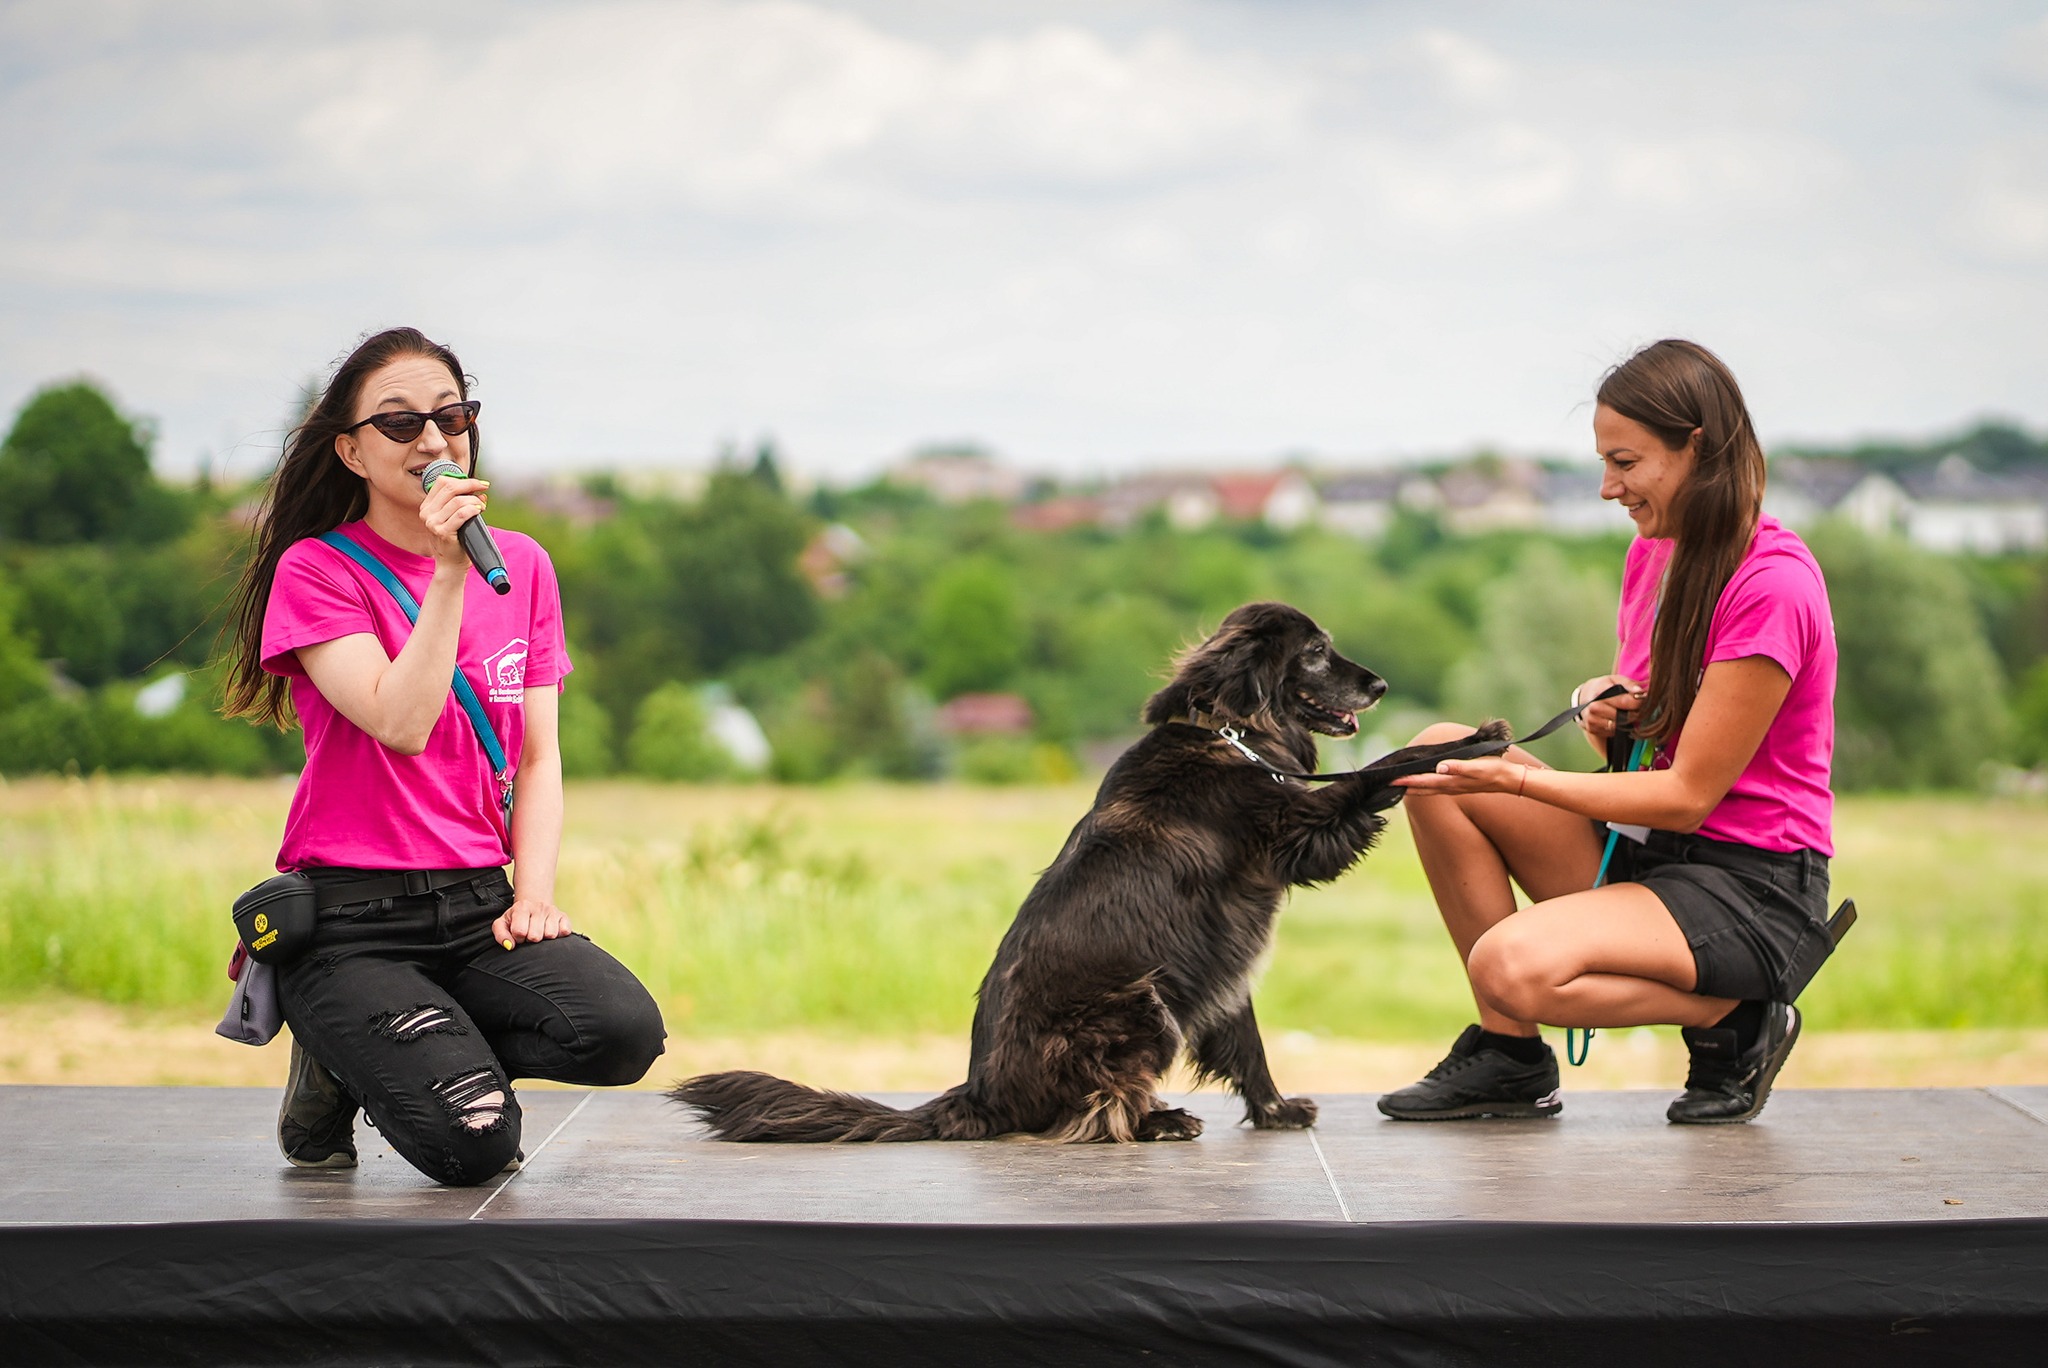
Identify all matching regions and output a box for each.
[418,1072,523,1186]
[1467,926,1556,1022]
[578,987,667,1086]
[1408,720,1476,747]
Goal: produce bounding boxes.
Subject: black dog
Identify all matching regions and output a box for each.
[673,602,1510,1142]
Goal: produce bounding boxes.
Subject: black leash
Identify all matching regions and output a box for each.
[1194,684,1632,794]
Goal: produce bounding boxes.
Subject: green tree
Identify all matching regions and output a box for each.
[0,381,188,545]
[1443,543,1619,770]
[1811,523,2009,788]
[627,682,735,781]
[12,549,123,685]
[560,471,817,723]
[557,689,617,777]
[2014,660,2048,769]
[917,557,1024,699]
[0,568,48,710]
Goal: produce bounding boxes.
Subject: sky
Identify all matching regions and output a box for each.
[1,0,2045,482]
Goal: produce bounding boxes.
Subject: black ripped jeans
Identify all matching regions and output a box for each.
[277,868,666,1187]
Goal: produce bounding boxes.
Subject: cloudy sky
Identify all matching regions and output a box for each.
[2,0,2045,481]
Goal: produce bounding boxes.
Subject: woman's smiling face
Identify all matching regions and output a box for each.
[1596,404,1697,539]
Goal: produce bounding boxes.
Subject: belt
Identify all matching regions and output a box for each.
[301,867,501,910]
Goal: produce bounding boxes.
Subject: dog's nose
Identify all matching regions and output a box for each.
[1366,676,1388,702]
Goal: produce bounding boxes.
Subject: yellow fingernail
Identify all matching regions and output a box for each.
[502,938,515,950]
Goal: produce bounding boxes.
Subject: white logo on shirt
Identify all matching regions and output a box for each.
[484,639,529,704]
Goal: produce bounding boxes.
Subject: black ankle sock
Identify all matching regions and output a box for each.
[1478,1030,1547,1064]
[1713,1000,1766,1051]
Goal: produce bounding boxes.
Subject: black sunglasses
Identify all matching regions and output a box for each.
[343,400,481,443]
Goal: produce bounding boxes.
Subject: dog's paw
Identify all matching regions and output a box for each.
[1137,1106,1205,1142]
[1469,718,1512,746]
[1250,1096,1319,1130]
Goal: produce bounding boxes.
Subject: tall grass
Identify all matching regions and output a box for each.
[2,776,2044,1036]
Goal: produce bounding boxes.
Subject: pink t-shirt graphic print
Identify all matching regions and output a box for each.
[261,521,572,872]
[1614,514,1837,856]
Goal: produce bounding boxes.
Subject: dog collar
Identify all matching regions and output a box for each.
[1172,711,1296,784]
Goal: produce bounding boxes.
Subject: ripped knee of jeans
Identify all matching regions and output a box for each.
[432,1067,509,1133]
[370,1004,469,1043]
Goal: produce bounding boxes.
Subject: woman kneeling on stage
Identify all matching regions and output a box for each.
[1384,338,1837,1126]
[223,327,664,1184]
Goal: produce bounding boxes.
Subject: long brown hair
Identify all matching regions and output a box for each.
[220,328,477,729]
[1597,339,1765,744]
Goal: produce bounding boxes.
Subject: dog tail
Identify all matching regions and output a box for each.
[671,1071,977,1142]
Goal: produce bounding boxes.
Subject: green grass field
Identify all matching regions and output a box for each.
[2,776,2045,1039]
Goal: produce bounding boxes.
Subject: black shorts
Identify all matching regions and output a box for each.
[1606,827,1834,1004]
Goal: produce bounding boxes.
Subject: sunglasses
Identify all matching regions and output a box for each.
[343,400,481,443]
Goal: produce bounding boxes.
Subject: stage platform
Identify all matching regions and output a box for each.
[5,1084,2048,1364]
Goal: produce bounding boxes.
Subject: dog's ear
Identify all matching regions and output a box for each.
[1143,623,1285,731]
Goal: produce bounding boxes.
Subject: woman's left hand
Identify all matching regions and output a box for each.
[493,897,573,948]
[1396,755,1529,797]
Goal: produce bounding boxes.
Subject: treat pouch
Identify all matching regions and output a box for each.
[232,872,317,966]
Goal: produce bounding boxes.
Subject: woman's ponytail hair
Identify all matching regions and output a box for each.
[219,328,475,730]
[1597,339,1765,745]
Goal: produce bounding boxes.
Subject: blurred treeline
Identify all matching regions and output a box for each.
[2,379,2045,789]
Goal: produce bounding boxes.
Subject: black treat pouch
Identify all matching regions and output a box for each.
[233,872,317,966]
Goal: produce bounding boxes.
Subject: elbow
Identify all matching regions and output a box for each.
[376,723,434,757]
[1668,794,1720,835]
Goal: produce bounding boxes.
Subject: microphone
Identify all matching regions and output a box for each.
[419,460,511,595]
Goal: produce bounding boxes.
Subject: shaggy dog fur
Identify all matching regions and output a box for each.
[673,602,1510,1143]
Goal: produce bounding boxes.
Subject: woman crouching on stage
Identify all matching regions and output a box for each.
[222,327,664,1184]
[1383,338,1837,1126]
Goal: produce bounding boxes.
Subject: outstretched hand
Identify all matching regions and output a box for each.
[1394,754,1528,797]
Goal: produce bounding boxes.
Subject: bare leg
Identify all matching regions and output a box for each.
[1466,883,1735,1029]
[1402,723,1606,1036]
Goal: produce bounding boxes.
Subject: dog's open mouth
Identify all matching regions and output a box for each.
[1296,690,1363,738]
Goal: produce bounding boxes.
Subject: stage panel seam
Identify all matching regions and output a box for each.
[1988,1087,2048,1128]
[469,1090,593,1220]
[1307,1127,1352,1222]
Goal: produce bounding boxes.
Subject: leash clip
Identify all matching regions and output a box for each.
[1217,725,1289,782]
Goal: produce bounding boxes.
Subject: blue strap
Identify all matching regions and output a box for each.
[318,532,513,812]
[1567,735,1654,1068]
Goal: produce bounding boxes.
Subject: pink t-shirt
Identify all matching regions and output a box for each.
[1615,514,1836,856]
[261,521,571,871]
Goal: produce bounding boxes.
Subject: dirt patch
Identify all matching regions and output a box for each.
[7,998,2048,1093]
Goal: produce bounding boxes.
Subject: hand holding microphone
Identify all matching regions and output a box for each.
[419,459,511,595]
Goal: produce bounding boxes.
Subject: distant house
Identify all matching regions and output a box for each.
[1897,456,2048,554]
[1210,471,1318,529]
[496,476,616,526]
[889,447,1028,505]
[1010,495,1106,533]
[1766,458,1908,537]
[1097,469,1316,531]
[1316,470,1407,540]
[1096,473,1218,530]
[1767,454,2048,553]
[935,692,1035,735]
[797,523,866,598]
[1538,466,1632,536]
[1436,459,1544,534]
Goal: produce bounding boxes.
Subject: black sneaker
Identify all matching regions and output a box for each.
[1377,1025,1563,1121]
[279,1037,359,1169]
[1667,1002,1800,1125]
